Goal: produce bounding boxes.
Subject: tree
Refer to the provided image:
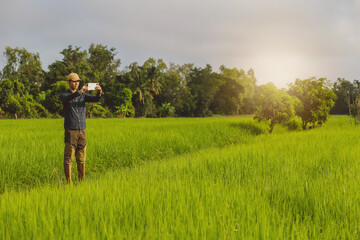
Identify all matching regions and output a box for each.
[211,66,245,115]
[288,77,336,129]
[88,43,121,94]
[0,46,45,97]
[240,68,257,114]
[42,81,69,116]
[43,45,91,91]
[60,45,91,79]
[0,79,48,118]
[153,63,195,117]
[2,95,22,119]
[142,58,166,95]
[125,59,167,117]
[88,44,120,78]
[255,83,299,133]
[0,78,26,119]
[42,61,67,91]
[111,88,134,117]
[187,64,222,117]
[331,78,357,115]
[125,62,152,117]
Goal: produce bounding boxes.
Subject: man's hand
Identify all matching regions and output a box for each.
[95,83,102,95]
[78,84,89,94]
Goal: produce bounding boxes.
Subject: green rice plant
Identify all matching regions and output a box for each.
[0,117,265,192]
[0,116,359,239]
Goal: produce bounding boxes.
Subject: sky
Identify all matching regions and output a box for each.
[0,0,359,88]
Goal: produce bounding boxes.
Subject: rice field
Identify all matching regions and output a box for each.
[0,117,263,193]
[1,116,359,239]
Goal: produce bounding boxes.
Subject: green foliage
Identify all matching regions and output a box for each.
[87,43,121,108]
[187,64,221,117]
[282,116,302,131]
[0,45,259,118]
[125,59,166,117]
[35,91,47,104]
[114,105,134,118]
[60,45,91,80]
[240,68,257,113]
[125,63,151,117]
[3,93,49,119]
[88,43,121,79]
[0,75,26,97]
[0,46,45,97]
[142,58,166,96]
[211,66,245,115]
[0,107,6,119]
[107,87,133,112]
[154,63,195,117]
[158,102,176,117]
[43,61,68,90]
[331,78,358,115]
[0,78,49,118]
[42,81,69,116]
[3,95,22,118]
[288,77,336,129]
[18,94,49,118]
[111,88,134,118]
[0,45,345,121]
[255,83,299,133]
[86,103,109,118]
[212,67,257,115]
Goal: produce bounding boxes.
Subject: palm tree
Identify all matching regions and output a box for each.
[142,58,166,95]
[127,59,167,117]
[127,64,152,117]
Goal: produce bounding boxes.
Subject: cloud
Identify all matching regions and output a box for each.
[0,0,360,86]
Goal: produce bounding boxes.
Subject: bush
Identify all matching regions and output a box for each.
[158,102,175,117]
[0,107,6,119]
[114,104,135,118]
[283,117,302,131]
[86,103,109,118]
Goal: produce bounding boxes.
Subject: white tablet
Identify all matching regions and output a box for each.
[88,83,97,91]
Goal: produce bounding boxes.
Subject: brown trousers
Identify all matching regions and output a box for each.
[64,129,87,165]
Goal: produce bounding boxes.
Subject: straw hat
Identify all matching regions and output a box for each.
[66,73,81,81]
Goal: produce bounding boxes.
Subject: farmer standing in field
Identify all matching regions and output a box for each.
[60,73,103,183]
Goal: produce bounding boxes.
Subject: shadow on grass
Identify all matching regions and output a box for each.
[229,121,268,136]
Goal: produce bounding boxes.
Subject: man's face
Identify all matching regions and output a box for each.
[67,80,80,91]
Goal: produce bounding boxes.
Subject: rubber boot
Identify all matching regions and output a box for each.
[64,164,72,183]
[77,163,85,181]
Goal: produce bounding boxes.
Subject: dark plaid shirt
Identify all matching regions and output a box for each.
[60,90,104,130]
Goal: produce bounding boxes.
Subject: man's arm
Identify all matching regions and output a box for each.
[60,84,90,103]
[60,91,80,103]
[84,91,104,102]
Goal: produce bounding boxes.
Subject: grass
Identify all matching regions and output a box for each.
[0,117,265,192]
[1,116,359,239]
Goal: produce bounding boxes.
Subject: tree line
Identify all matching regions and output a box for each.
[0,44,256,119]
[0,44,355,131]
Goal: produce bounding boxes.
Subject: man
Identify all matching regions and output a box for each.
[60,73,103,183]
